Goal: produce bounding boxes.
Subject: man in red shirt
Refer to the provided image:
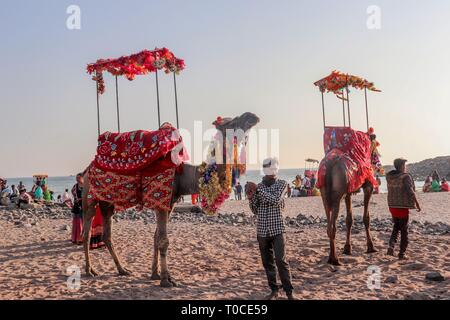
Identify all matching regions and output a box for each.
[386,158,422,260]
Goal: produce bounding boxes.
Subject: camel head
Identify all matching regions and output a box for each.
[198,112,259,214]
[211,112,260,165]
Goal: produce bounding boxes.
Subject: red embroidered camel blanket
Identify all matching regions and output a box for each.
[316,127,378,193]
[88,124,187,212]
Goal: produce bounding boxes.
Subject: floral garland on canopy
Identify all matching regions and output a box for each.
[87,48,185,94]
[314,71,381,100]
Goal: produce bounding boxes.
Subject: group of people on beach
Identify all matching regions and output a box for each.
[1,180,31,207]
[289,174,319,197]
[422,171,449,193]
[0,177,73,208]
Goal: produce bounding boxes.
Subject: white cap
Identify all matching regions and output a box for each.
[263,157,279,176]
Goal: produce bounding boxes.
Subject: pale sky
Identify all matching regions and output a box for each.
[1,0,449,178]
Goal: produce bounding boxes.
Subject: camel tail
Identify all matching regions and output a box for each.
[325,161,334,209]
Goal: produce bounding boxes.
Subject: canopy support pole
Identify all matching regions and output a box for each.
[115,76,121,133]
[342,89,346,127]
[346,87,351,128]
[364,87,370,131]
[321,91,326,130]
[173,73,180,129]
[96,78,101,137]
[155,70,161,128]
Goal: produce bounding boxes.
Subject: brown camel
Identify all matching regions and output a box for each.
[320,158,378,266]
[81,112,260,287]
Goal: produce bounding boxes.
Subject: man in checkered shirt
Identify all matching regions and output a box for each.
[247,157,295,300]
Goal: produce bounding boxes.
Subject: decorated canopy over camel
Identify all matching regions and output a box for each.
[86,48,186,135]
[314,70,381,130]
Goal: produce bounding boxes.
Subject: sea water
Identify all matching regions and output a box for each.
[5,169,424,199]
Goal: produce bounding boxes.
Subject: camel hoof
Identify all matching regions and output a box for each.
[367,247,378,254]
[168,277,178,287]
[343,245,352,255]
[160,279,173,288]
[86,268,100,277]
[150,273,161,281]
[328,257,341,266]
[118,268,133,276]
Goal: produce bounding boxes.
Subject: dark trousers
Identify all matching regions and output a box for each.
[257,234,294,294]
[389,216,409,254]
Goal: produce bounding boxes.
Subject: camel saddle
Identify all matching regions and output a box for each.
[88,124,187,212]
[316,127,378,193]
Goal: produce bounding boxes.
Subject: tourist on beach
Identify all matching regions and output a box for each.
[431,177,441,192]
[17,188,33,208]
[303,175,311,190]
[18,181,24,191]
[43,186,52,201]
[292,175,302,190]
[235,182,243,201]
[34,184,43,201]
[386,158,422,260]
[90,205,105,249]
[441,179,449,192]
[62,189,73,207]
[310,174,317,189]
[11,185,19,199]
[422,176,432,193]
[71,173,105,249]
[1,183,12,197]
[369,128,385,175]
[247,157,295,300]
[71,173,84,245]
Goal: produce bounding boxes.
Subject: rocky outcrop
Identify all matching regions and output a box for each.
[384,156,450,180]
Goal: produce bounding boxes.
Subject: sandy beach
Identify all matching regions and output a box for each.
[0,193,449,300]
[221,192,450,224]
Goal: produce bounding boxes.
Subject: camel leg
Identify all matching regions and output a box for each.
[320,188,331,222]
[343,194,353,255]
[83,203,99,277]
[363,184,378,254]
[327,204,341,266]
[150,227,161,280]
[156,211,176,288]
[102,204,132,276]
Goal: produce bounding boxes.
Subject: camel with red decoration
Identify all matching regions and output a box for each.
[314,72,381,266]
[82,112,259,287]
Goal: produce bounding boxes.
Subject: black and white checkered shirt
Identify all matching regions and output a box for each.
[249,179,287,237]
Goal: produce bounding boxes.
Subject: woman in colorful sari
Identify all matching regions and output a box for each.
[441,179,450,192]
[70,173,105,249]
[422,176,432,193]
[34,183,44,201]
[431,178,441,192]
[369,128,385,175]
[43,185,52,201]
[71,173,84,245]
[90,205,105,249]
